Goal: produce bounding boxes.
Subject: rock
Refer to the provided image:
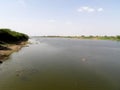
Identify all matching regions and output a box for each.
[0,61,3,64]
[0,45,11,50]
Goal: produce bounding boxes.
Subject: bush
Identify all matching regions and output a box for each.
[116,35,120,40]
[0,29,29,44]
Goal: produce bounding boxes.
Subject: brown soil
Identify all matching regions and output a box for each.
[0,42,28,61]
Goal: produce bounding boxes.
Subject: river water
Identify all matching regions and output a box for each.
[0,38,120,90]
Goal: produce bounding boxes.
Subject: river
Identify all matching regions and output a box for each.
[0,37,120,90]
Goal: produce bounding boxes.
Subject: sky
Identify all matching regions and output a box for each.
[0,0,120,36]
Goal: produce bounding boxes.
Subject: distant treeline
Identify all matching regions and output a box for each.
[0,29,29,44]
[42,35,120,41]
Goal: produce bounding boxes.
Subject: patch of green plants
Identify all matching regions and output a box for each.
[0,29,29,44]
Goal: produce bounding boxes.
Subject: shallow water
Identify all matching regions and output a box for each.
[0,38,120,90]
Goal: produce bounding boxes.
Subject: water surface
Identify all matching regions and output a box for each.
[0,38,120,90]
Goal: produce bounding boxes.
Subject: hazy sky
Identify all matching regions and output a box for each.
[0,0,120,36]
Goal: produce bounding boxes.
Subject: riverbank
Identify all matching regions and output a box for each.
[40,35,120,41]
[0,42,28,61]
[0,29,29,62]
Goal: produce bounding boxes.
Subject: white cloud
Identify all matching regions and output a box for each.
[77,6,103,13]
[88,8,95,12]
[48,19,56,23]
[17,0,26,7]
[77,6,95,13]
[97,8,104,12]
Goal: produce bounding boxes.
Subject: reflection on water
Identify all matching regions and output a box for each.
[0,38,120,90]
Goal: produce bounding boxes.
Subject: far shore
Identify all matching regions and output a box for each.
[0,42,28,61]
[36,35,120,41]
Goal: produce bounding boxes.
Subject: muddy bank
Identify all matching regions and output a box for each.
[0,42,28,61]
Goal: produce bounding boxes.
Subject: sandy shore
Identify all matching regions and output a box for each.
[0,42,28,61]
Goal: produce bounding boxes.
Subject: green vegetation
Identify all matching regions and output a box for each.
[0,29,29,44]
[42,35,120,41]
